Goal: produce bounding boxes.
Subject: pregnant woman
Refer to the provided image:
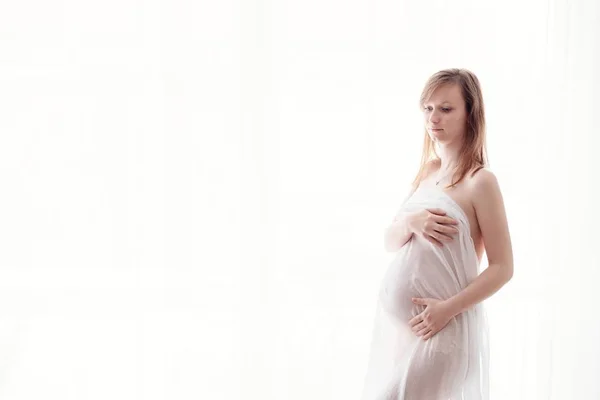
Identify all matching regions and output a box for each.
[360,69,514,400]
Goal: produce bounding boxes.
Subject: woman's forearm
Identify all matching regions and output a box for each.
[445,263,513,317]
[384,211,415,252]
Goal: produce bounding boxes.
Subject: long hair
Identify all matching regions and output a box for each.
[411,68,489,189]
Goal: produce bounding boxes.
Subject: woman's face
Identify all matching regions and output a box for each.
[422,83,467,145]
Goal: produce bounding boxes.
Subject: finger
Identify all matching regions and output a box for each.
[411,297,428,305]
[422,330,435,340]
[412,321,426,332]
[428,232,451,245]
[426,208,447,216]
[416,326,431,336]
[425,235,444,247]
[445,216,459,225]
[436,224,459,235]
[431,229,454,241]
[408,315,422,327]
[410,321,423,331]
[433,214,459,226]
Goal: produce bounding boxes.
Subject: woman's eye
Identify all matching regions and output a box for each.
[423,106,450,112]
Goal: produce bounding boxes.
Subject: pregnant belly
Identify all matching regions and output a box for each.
[378,240,443,323]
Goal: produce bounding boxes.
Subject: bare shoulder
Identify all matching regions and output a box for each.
[468,167,500,195]
[467,167,506,222]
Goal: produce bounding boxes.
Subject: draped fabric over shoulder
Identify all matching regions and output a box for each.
[360,186,490,400]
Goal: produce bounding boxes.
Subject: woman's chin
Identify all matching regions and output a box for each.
[429,133,446,142]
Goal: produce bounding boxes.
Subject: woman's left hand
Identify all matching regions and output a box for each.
[408,297,455,340]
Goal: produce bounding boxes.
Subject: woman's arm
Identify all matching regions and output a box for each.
[445,169,514,317]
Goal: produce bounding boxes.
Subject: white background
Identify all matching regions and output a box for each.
[0,0,598,399]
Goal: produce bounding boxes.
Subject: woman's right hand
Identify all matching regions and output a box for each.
[407,208,459,247]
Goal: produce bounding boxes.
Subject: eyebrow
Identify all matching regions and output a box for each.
[423,101,452,106]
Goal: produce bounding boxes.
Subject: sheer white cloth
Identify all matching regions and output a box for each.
[360,185,490,400]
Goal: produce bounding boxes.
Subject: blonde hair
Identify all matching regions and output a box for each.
[411,68,489,190]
